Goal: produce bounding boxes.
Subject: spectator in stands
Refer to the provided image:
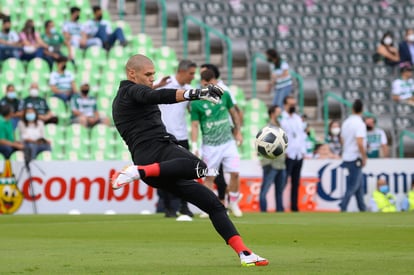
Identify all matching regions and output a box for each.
[42,20,73,69]
[370,177,397,213]
[339,99,367,212]
[0,84,22,129]
[0,104,24,159]
[313,143,340,159]
[153,60,197,218]
[259,105,286,212]
[83,6,127,50]
[17,104,51,162]
[365,116,389,158]
[280,96,306,212]
[63,6,91,49]
[392,62,414,104]
[70,83,109,127]
[326,120,342,157]
[19,19,47,63]
[0,17,22,61]
[374,31,399,67]
[266,49,293,108]
[49,56,77,102]
[398,28,414,65]
[21,82,58,124]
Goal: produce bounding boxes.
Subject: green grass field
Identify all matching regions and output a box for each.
[1,213,413,274]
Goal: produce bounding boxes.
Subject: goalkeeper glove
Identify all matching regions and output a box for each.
[184,84,224,104]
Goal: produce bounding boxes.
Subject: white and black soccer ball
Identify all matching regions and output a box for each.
[255,126,288,159]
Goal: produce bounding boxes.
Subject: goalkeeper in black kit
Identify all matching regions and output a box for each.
[111,54,268,267]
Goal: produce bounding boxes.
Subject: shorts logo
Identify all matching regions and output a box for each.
[195,162,219,178]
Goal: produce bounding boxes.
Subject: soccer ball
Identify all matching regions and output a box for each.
[255,126,288,159]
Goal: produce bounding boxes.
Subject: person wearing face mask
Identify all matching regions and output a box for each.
[370,178,397,213]
[0,17,22,61]
[326,120,342,158]
[280,96,307,212]
[17,104,51,162]
[0,84,23,129]
[42,20,73,69]
[49,56,77,102]
[82,5,127,50]
[62,6,89,48]
[399,28,414,65]
[374,31,399,67]
[19,19,48,62]
[266,48,293,109]
[392,62,414,104]
[22,82,58,124]
[70,83,110,127]
[364,116,389,158]
[0,104,24,159]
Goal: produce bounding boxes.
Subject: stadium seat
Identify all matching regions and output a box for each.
[223,27,246,39]
[179,1,203,14]
[394,103,414,117]
[344,78,370,90]
[84,46,107,68]
[202,14,227,27]
[297,52,320,65]
[393,116,414,131]
[320,64,343,78]
[227,14,250,27]
[278,2,304,15]
[324,28,345,40]
[205,1,230,14]
[66,123,90,143]
[368,90,392,103]
[329,3,350,15]
[318,77,343,91]
[251,15,273,27]
[371,78,392,91]
[253,1,275,14]
[1,58,25,78]
[296,65,318,78]
[345,65,370,78]
[274,39,300,52]
[300,40,322,52]
[365,102,394,117]
[323,52,346,65]
[342,90,368,102]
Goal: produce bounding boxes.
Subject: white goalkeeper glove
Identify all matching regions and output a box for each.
[184,84,224,104]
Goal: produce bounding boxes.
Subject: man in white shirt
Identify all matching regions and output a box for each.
[0,17,21,60]
[83,6,127,50]
[339,99,367,212]
[392,63,414,104]
[153,60,197,218]
[280,95,307,212]
[62,7,93,49]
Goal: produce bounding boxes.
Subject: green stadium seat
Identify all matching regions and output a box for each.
[44,124,66,147]
[84,46,107,68]
[47,97,70,125]
[27,58,50,78]
[90,124,116,146]
[0,70,24,92]
[1,58,25,79]
[108,45,128,61]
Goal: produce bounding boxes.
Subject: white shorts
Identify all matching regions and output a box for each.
[202,140,240,176]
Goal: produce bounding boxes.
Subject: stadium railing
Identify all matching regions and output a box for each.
[399,130,414,158]
[138,0,167,46]
[182,15,233,85]
[251,52,304,113]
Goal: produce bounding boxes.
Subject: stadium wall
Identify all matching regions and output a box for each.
[1,160,413,214]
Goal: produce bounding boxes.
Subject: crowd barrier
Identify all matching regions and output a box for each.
[0,159,413,214]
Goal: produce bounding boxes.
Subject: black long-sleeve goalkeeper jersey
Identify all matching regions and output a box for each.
[112,80,180,151]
